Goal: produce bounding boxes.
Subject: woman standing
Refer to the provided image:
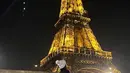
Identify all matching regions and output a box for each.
[55,59,70,73]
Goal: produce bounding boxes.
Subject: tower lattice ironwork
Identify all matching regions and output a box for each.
[40,0,121,73]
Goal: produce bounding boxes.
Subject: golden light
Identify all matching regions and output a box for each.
[109,67,112,70]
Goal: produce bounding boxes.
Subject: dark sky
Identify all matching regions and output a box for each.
[0,0,130,73]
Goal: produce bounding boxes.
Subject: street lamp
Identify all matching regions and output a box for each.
[109,67,112,70]
[34,65,38,68]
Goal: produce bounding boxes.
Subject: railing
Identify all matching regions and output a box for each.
[40,49,112,67]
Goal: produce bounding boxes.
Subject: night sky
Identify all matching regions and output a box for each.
[0,0,130,73]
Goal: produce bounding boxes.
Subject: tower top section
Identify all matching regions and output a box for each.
[59,0,85,17]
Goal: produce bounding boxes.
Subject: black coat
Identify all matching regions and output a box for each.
[60,66,70,73]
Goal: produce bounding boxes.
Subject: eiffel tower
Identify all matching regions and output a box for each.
[40,0,121,73]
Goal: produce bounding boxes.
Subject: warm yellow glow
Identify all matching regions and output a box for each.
[68,8,72,12]
[81,28,92,49]
[59,0,84,17]
[49,26,75,54]
[86,27,103,51]
[48,24,105,54]
[78,6,83,11]
[40,0,121,73]
[78,68,106,73]
[65,35,73,47]
[109,67,112,70]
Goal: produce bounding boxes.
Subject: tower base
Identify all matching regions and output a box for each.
[40,51,120,73]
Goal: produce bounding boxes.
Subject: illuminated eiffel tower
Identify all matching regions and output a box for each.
[40,0,121,73]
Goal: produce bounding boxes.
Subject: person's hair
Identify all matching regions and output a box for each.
[56,54,63,60]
